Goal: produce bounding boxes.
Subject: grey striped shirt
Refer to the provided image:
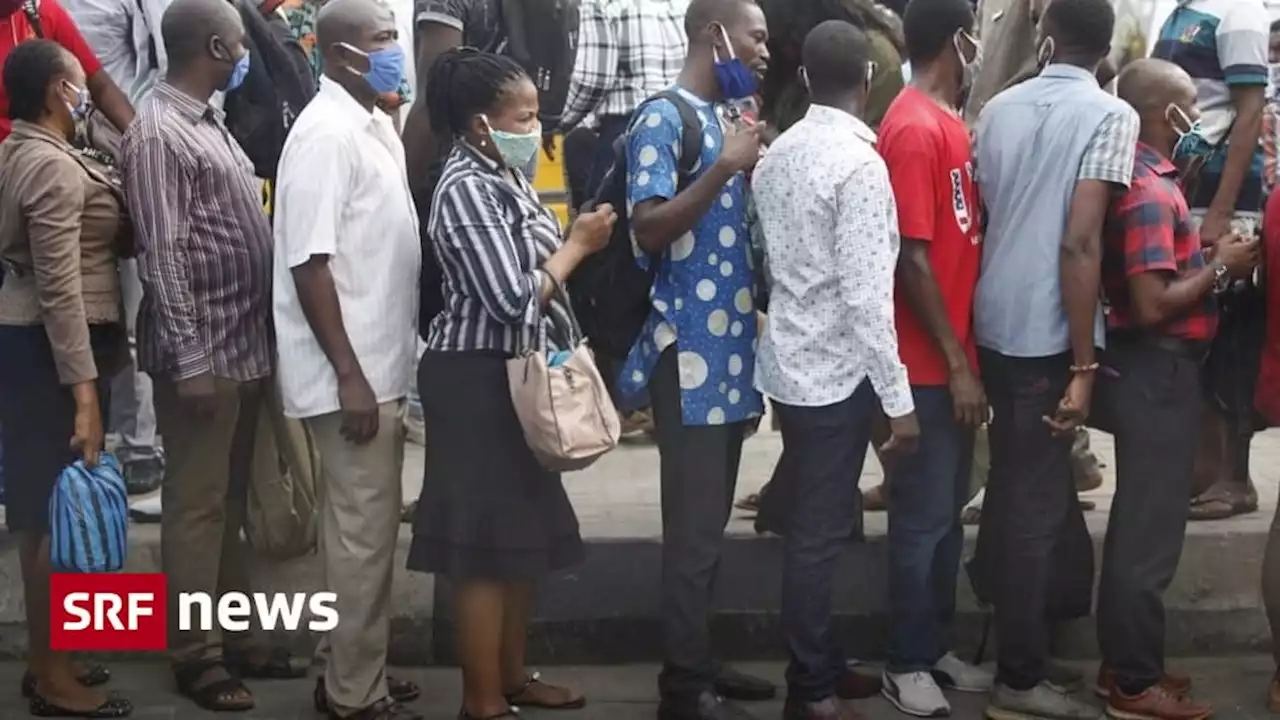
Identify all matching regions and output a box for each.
[425,143,573,354]
[123,82,274,382]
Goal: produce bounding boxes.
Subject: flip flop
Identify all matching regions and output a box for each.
[503,672,586,710]
[1189,483,1258,521]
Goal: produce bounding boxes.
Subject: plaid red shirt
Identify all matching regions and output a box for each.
[1102,141,1218,342]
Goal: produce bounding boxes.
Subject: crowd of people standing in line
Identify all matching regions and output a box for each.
[5,0,1280,719]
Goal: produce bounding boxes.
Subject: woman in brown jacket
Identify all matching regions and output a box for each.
[0,40,132,718]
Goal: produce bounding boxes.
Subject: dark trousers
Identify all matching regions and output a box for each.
[976,349,1093,690]
[887,386,975,673]
[651,348,747,702]
[774,382,876,702]
[1092,338,1203,694]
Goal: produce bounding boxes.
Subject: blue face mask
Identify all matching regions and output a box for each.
[1168,104,1214,161]
[711,24,758,100]
[482,115,543,170]
[340,42,406,95]
[224,51,251,93]
[62,81,91,122]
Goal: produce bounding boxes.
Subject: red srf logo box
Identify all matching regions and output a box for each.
[50,573,167,651]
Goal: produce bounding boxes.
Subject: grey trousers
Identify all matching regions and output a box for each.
[108,259,161,461]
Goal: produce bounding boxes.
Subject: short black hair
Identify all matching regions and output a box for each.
[1041,0,1113,61]
[424,48,528,136]
[3,40,74,123]
[684,0,759,39]
[902,0,975,64]
[1270,17,1280,33]
[802,20,870,97]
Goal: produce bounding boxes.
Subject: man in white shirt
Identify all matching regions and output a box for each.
[272,0,422,718]
[752,19,919,720]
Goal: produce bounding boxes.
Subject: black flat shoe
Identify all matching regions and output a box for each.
[29,693,132,718]
[315,676,421,713]
[22,667,111,698]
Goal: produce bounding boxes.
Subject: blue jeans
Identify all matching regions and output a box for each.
[774,382,876,701]
[886,386,974,673]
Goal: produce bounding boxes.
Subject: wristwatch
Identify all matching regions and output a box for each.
[1211,260,1230,293]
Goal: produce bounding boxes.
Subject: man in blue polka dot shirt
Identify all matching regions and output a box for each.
[617,0,775,718]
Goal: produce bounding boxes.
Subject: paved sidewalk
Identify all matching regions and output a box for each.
[9,657,1277,719]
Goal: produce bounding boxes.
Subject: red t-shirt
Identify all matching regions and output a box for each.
[1255,190,1280,423]
[0,0,103,141]
[877,87,982,386]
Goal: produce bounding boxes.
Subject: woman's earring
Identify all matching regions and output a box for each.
[480,138,487,147]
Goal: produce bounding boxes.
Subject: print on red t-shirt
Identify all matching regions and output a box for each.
[0,0,104,140]
[877,87,982,387]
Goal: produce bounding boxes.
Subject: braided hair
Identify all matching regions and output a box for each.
[425,47,528,137]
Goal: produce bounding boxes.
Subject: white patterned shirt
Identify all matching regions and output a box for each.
[559,0,689,132]
[751,104,914,417]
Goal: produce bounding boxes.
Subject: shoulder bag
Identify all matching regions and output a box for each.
[507,274,621,472]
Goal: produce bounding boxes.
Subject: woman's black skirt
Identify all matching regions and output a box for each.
[408,349,585,581]
[0,324,119,533]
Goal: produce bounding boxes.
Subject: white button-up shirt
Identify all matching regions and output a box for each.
[751,104,914,417]
[273,77,422,419]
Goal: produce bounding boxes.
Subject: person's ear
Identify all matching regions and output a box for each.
[470,113,491,144]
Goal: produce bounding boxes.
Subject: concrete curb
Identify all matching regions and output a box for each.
[0,511,1271,665]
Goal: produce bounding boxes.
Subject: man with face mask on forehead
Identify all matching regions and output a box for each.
[272,0,423,717]
[123,0,291,710]
[874,0,993,714]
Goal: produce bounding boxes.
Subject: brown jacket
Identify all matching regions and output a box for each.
[0,121,125,385]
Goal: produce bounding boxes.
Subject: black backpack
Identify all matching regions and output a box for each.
[568,91,702,362]
[501,0,580,128]
[223,0,316,181]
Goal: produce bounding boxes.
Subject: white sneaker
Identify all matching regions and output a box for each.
[883,670,951,718]
[933,652,995,693]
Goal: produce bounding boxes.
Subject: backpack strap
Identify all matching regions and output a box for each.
[22,0,43,38]
[649,89,704,179]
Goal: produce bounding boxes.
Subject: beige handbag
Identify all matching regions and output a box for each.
[245,383,320,560]
[507,276,621,472]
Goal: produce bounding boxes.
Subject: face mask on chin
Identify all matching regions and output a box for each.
[711,23,758,100]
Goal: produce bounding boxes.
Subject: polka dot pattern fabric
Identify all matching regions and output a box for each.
[616,87,764,427]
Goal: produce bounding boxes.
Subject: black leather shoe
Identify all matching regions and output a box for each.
[657,692,760,720]
[713,668,776,702]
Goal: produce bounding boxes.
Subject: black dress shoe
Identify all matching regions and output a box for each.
[657,691,760,720]
[315,676,421,713]
[713,667,776,702]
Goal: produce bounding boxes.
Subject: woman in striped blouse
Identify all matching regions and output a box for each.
[406,49,616,720]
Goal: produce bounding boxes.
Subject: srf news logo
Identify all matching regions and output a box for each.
[50,574,338,651]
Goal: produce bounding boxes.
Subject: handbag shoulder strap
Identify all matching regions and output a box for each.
[23,0,43,38]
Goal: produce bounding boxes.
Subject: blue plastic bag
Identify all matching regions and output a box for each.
[49,453,129,573]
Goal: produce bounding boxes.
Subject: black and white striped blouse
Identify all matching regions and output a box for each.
[424,142,574,354]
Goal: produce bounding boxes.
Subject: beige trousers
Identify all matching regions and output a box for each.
[306,400,406,716]
[155,376,264,665]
